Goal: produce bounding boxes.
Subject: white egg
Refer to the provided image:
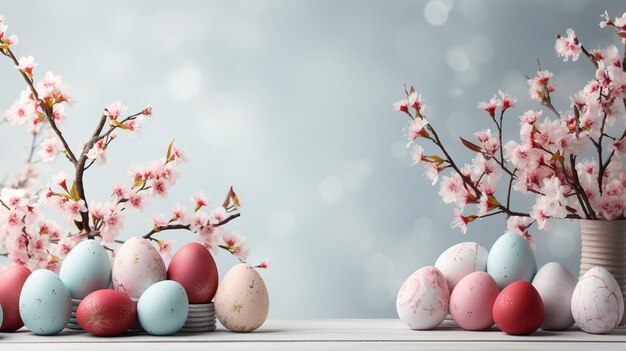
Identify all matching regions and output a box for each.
[396,266,449,330]
[214,263,269,332]
[435,242,488,292]
[572,266,624,334]
[532,262,576,330]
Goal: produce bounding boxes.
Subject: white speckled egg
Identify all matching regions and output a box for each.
[137,280,188,335]
[19,269,71,335]
[532,262,576,330]
[396,266,449,330]
[112,237,166,298]
[572,267,624,334]
[59,239,111,299]
[215,263,269,332]
[487,232,537,289]
[435,242,488,292]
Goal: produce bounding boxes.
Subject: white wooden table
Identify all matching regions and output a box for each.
[2,319,625,350]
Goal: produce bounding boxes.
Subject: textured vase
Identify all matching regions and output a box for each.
[579,219,626,325]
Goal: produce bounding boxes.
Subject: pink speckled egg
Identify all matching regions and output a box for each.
[450,271,499,330]
[396,266,449,330]
[571,267,624,334]
[112,237,166,298]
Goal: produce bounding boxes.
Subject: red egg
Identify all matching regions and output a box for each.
[0,264,31,332]
[167,242,219,303]
[493,280,544,335]
[77,289,136,336]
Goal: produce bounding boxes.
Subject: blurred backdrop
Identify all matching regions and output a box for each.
[1,0,624,318]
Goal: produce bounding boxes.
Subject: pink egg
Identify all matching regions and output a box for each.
[450,271,499,330]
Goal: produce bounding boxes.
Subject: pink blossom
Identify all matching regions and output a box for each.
[393,99,409,113]
[600,11,613,28]
[111,183,129,200]
[530,203,550,230]
[520,110,542,125]
[124,116,145,137]
[210,206,226,224]
[38,137,62,163]
[424,162,441,185]
[63,199,87,222]
[189,212,209,232]
[105,101,127,120]
[499,90,516,111]
[555,28,582,62]
[152,179,168,197]
[171,202,188,223]
[528,70,555,103]
[142,105,153,116]
[408,92,425,112]
[166,141,186,163]
[609,138,626,158]
[197,232,218,256]
[506,216,534,235]
[451,208,473,234]
[100,206,124,243]
[411,145,424,164]
[257,258,271,269]
[192,193,208,212]
[474,129,499,156]
[477,96,500,118]
[157,239,175,260]
[127,192,146,211]
[405,118,429,143]
[16,56,37,78]
[614,12,626,30]
[1,188,26,209]
[86,138,107,164]
[152,215,167,228]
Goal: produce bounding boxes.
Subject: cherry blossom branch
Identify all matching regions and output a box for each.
[2,48,78,165]
[141,213,242,240]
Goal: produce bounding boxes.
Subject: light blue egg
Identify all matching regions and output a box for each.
[487,232,537,289]
[138,280,188,335]
[59,239,112,299]
[19,269,72,335]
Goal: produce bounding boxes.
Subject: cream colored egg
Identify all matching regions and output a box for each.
[435,242,488,292]
[572,266,624,334]
[215,263,269,332]
[112,237,166,299]
[396,266,449,330]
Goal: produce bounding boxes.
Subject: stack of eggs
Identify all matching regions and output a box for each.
[0,236,269,336]
[397,232,625,335]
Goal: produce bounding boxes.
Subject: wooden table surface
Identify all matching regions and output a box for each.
[2,319,626,350]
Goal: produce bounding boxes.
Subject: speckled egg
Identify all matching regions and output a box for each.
[77,289,136,336]
[396,266,449,330]
[435,242,488,293]
[19,269,72,335]
[112,237,166,298]
[60,239,111,299]
[137,280,189,335]
[487,233,537,289]
[215,263,269,332]
[167,242,219,303]
[450,271,499,330]
[572,267,624,334]
[0,264,31,332]
[532,262,576,331]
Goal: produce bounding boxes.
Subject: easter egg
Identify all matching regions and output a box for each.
[487,233,537,289]
[77,289,136,336]
[167,242,219,303]
[0,264,31,332]
[137,280,189,335]
[571,267,624,334]
[19,269,72,335]
[215,263,269,332]
[435,242,488,293]
[396,266,449,330]
[60,239,112,299]
[112,237,166,298]
[450,271,499,330]
[493,280,544,335]
[531,262,576,330]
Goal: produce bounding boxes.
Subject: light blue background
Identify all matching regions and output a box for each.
[1,0,624,318]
